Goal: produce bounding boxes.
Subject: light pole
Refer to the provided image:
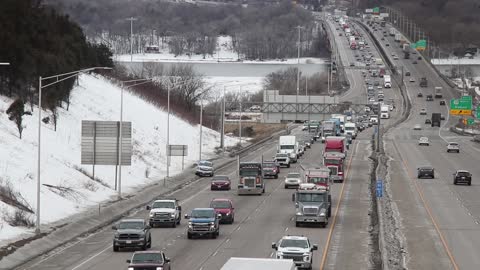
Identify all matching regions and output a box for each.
[295,26,304,119]
[126,17,138,62]
[36,67,112,234]
[199,100,203,161]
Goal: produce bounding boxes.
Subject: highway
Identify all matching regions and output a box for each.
[367,21,480,269]
[16,126,373,270]
[14,15,408,270]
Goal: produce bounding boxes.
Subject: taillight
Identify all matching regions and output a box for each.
[256,177,261,184]
[338,171,343,175]
[240,178,244,184]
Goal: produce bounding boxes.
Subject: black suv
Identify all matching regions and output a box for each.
[127,251,171,270]
[453,170,472,185]
[426,95,433,101]
[417,167,435,178]
[113,219,152,252]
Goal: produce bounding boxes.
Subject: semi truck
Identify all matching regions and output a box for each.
[389,27,396,36]
[420,77,428,87]
[303,167,331,190]
[323,152,346,183]
[344,122,357,139]
[434,87,443,98]
[292,184,331,227]
[278,136,298,162]
[380,104,390,119]
[324,136,347,156]
[431,113,441,127]
[384,75,392,88]
[221,257,296,270]
[394,33,402,42]
[238,162,265,195]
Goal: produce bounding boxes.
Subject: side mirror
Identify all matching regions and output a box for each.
[272,242,277,250]
[145,225,151,230]
[111,225,117,230]
[184,214,190,219]
[312,244,318,251]
[217,214,222,219]
[178,206,182,211]
[146,205,151,210]
[126,259,131,263]
[291,194,295,202]
[165,258,171,263]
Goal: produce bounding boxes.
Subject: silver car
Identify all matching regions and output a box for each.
[285,172,302,189]
[447,142,460,153]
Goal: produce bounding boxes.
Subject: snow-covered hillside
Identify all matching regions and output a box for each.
[0,74,233,244]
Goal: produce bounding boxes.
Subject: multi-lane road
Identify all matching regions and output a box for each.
[368,21,480,270]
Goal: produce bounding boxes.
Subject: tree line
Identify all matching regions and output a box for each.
[0,0,113,138]
[47,0,330,59]
[357,0,480,50]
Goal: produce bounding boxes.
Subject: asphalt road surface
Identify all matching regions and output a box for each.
[371,21,480,270]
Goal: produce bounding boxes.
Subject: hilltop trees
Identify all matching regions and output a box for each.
[0,0,113,130]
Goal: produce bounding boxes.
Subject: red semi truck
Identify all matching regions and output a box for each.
[303,167,331,190]
[324,136,348,156]
[323,152,346,183]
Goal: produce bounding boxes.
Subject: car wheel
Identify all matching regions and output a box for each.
[287,164,291,168]
[454,180,457,185]
[328,207,332,218]
[177,217,181,225]
[285,185,289,189]
[147,237,152,248]
[212,232,217,239]
[468,181,472,186]
[275,175,278,179]
[457,150,460,153]
[231,216,234,224]
[113,245,119,252]
[149,222,154,228]
[142,240,148,250]
[172,222,176,228]
[295,222,300,227]
[187,232,192,239]
[447,150,450,153]
[262,188,265,193]
[431,174,434,179]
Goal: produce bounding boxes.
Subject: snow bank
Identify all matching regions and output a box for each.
[0,74,234,244]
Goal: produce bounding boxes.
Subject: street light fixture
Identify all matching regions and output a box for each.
[36,67,112,234]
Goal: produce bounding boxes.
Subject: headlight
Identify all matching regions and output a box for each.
[209,222,215,225]
[170,213,175,218]
[149,212,154,217]
[128,268,134,270]
[114,233,120,238]
[319,212,326,217]
[226,212,231,215]
[156,267,163,270]
[296,212,302,216]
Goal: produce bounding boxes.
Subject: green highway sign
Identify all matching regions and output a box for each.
[373,7,380,14]
[450,97,472,110]
[416,40,427,51]
[467,118,475,125]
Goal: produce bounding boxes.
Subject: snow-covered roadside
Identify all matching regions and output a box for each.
[0,74,235,245]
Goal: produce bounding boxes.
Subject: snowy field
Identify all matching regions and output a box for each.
[432,58,480,65]
[114,36,325,65]
[0,74,235,244]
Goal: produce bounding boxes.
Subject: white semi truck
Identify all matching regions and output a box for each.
[221,257,296,270]
[380,104,390,119]
[278,136,298,163]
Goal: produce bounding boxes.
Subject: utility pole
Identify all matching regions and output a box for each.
[377,103,381,152]
[166,84,170,185]
[126,17,137,62]
[220,86,225,151]
[295,25,304,121]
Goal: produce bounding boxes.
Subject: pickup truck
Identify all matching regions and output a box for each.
[274,153,291,168]
[146,198,182,228]
[185,208,221,239]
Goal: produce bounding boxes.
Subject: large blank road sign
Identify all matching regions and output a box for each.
[168,145,188,156]
[81,120,132,165]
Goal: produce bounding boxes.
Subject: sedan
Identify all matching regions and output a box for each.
[196,160,214,177]
[447,142,460,153]
[413,60,418,64]
[425,119,432,124]
[409,77,415,82]
[210,175,231,190]
[417,92,423,97]
[405,71,411,76]
[420,108,427,115]
[440,100,446,105]
[418,137,430,146]
[386,43,390,46]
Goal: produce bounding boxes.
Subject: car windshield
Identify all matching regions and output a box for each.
[212,176,229,181]
[325,159,341,165]
[297,193,325,202]
[117,221,144,230]
[263,163,276,168]
[131,253,163,263]
[449,143,458,146]
[457,171,470,177]
[152,201,175,209]
[191,209,215,218]
[210,201,231,209]
[240,168,260,177]
[276,153,288,158]
[280,145,295,150]
[420,168,433,172]
[307,177,328,184]
[199,161,212,167]
[279,239,309,248]
[287,173,301,178]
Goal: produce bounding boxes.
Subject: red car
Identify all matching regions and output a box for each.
[210,175,231,190]
[210,198,234,224]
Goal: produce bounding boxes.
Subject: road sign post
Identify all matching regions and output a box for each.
[376,180,383,198]
[477,106,480,119]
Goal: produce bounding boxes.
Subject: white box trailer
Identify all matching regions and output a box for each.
[383,75,392,88]
[221,257,296,270]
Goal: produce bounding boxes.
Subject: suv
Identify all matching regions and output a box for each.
[126,251,171,270]
[112,219,151,252]
[210,198,235,224]
[195,160,214,177]
[185,208,221,239]
[453,170,472,185]
[447,142,460,153]
[146,199,182,228]
[263,161,280,178]
[285,172,302,189]
[417,167,435,179]
[272,235,318,270]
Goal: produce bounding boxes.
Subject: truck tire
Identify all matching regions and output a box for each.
[113,245,119,252]
[212,232,217,239]
[295,222,301,227]
[468,181,472,186]
[275,174,278,179]
[149,222,154,228]
[287,163,291,168]
[328,207,331,218]
[454,180,457,185]
[187,232,192,239]
[147,238,152,248]
[177,217,181,225]
[172,222,176,228]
